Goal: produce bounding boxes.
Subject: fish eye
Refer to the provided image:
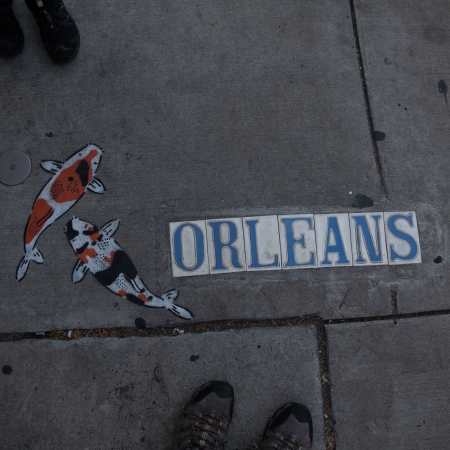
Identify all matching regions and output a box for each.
[68,177,73,181]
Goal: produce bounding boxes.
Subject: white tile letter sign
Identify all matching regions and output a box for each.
[170,212,421,277]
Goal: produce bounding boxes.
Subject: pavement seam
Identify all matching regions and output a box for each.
[4,310,450,449]
[2,310,450,342]
[315,320,337,450]
[0,314,337,450]
[324,308,450,325]
[349,0,388,197]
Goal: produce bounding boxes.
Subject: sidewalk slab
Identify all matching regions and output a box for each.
[0,0,394,332]
[354,0,450,313]
[326,316,450,449]
[0,325,324,449]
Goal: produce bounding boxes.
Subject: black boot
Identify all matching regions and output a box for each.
[25,0,79,63]
[0,0,24,57]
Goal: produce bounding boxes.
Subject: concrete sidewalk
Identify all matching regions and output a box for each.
[1,0,449,448]
[0,325,324,450]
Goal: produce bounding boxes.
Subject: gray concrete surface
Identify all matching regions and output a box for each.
[0,325,324,450]
[0,1,445,333]
[354,0,450,313]
[0,0,394,333]
[326,315,450,449]
[2,0,450,448]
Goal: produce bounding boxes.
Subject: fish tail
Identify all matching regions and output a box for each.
[16,249,44,281]
[161,289,193,320]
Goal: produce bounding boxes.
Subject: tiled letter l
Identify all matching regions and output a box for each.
[246,220,279,269]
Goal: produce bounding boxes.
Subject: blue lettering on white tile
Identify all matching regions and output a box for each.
[170,211,422,276]
[387,214,419,262]
[245,219,280,269]
[173,223,206,271]
[209,221,244,271]
[352,214,383,264]
[280,217,316,268]
[322,217,350,266]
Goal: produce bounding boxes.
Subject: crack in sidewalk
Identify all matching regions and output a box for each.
[349,0,388,197]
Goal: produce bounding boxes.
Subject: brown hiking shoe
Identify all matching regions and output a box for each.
[177,380,234,450]
[261,403,313,449]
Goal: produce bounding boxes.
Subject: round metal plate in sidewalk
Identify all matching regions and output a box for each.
[0,151,31,186]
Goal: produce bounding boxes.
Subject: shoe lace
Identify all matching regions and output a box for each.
[178,409,228,450]
[262,430,306,450]
[35,0,70,29]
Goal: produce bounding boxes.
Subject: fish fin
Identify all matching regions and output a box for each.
[72,260,88,283]
[40,160,63,174]
[168,303,193,320]
[16,249,44,281]
[162,290,193,320]
[30,249,44,263]
[162,289,179,302]
[16,256,30,281]
[87,177,106,194]
[100,219,120,237]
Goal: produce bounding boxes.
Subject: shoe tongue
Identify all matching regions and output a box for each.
[196,392,228,419]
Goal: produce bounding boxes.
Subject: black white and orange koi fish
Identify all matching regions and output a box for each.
[64,217,193,320]
[16,144,105,281]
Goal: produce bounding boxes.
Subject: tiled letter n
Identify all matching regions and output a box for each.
[353,214,383,264]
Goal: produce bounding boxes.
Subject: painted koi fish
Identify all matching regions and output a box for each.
[16,144,105,281]
[64,217,193,320]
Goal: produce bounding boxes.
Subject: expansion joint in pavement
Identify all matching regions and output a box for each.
[349,0,388,197]
[0,315,336,449]
[324,308,450,325]
[5,309,450,450]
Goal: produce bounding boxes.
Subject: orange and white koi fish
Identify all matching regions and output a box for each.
[64,217,193,320]
[16,144,105,281]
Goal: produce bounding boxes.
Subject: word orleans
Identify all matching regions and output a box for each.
[169,212,421,277]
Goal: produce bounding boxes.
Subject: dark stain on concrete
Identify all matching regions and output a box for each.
[115,384,135,400]
[352,194,374,209]
[153,366,164,384]
[190,355,200,362]
[135,318,146,328]
[438,79,448,104]
[434,256,443,264]
[2,365,12,375]
[390,290,398,317]
[373,130,385,141]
